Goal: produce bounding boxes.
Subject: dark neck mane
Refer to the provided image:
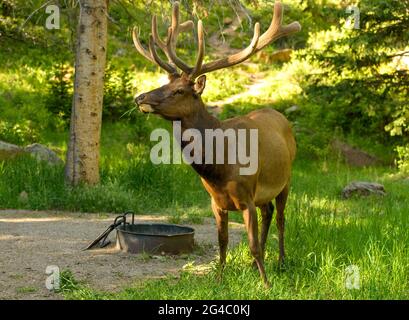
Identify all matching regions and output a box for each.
[176,99,225,182]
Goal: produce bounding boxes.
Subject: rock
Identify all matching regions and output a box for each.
[0,141,24,160]
[331,139,380,167]
[24,143,63,165]
[342,181,386,199]
[1,140,62,165]
[18,191,29,203]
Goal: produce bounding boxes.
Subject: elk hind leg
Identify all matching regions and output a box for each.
[252,202,274,269]
[275,184,289,265]
[243,202,269,287]
[260,202,274,260]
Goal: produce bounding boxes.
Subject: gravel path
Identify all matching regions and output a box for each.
[0,210,244,300]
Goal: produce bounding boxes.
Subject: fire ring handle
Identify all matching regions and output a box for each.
[83,211,135,250]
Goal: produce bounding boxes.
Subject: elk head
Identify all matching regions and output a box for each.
[133,1,301,120]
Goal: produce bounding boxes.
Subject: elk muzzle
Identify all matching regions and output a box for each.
[135,93,156,113]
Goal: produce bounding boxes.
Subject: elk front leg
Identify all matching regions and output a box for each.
[275,184,289,265]
[211,197,228,267]
[243,202,269,287]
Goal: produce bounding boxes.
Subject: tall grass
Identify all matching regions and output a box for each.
[3,154,403,299]
[60,159,409,299]
[0,154,208,214]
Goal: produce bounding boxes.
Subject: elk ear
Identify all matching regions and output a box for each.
[194,75,206,95]
[168,73,180,81]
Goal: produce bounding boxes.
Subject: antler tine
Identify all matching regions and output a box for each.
[132,1,194,75]
[132,27,155,64]
[179,20,195,34]
[152,15,167,52]
[191,20,205,79]
[163,1,195,74]
[132,26,177,74]
[170,1,182,51]
[148,36,178,74]
[197,22,261,76]
[256,1,301,51]
[166,27,193,74]
[166,1,194,49]
[150,1,194,72]
[151,15,194,58]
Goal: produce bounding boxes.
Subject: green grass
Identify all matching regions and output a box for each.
[2,121,408,300]
[16,286,38,294]
[0,153,209,215]
[52,159,409,300]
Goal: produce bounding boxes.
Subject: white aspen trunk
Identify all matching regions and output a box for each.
[65,0,108,185]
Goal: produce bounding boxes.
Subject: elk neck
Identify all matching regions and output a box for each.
[180,98,220,132]
[176,98,227,182]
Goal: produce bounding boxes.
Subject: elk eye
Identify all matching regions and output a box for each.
[173,89,184,96]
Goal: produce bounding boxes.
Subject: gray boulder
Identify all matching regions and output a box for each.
[0,140,62,165]
[342,181,386,199]
[24,143,63,165]
[0,141,24,160]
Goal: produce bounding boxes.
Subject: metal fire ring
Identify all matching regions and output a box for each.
[84,211,195,255]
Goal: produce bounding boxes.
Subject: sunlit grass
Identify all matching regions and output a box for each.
[55,159,409,300]
[1,142,408,299]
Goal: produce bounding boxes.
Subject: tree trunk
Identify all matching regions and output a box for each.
[65,0,108,185]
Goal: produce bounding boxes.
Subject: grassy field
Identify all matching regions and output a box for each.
[1,117,408,300]
[2,126,408,299]
[49,158,407,300]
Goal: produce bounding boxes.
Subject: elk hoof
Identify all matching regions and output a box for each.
[263,280,272,289]
[216,270,224,283]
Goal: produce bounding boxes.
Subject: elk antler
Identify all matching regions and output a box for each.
[166,1,301,79]
[133,1,301,79]
[197,1,301,76]
[132,2,193,75]
[133,25,176,74]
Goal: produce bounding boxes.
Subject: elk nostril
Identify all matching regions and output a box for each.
[135,93,146,104]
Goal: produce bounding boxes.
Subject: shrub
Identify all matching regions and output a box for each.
[395,145,409,174]
[103,63,135,120]
[0,120,40,145]
[44,62,138,125]
[288,0,409,163]
[44,63,74,124]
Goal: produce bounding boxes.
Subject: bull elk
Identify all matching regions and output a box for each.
[133,1,300,286]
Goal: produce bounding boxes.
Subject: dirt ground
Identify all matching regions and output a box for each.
[0,210,244,300]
